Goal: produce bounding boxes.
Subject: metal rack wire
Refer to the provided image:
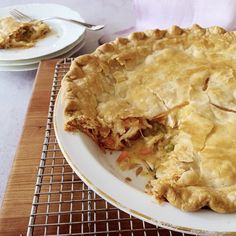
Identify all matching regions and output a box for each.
[27,58,193,236]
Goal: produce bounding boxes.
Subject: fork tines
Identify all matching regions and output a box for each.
[10,9,33,22]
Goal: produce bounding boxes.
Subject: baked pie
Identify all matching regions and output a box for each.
[0,17,50,49]
[62,25,236,213]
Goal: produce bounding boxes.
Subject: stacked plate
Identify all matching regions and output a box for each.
[0,4,86,71]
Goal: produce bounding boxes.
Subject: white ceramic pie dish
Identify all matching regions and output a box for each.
[54,90,236,235]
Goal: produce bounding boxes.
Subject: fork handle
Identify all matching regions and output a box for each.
[42,17,104,30]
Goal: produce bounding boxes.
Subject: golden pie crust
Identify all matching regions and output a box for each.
[62,25,236,213]
[0,17,50,49]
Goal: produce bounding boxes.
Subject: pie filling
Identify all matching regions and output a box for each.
[62,25,236,213]
[0,17,50,49]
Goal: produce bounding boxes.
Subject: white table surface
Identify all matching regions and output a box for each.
[0,0,135,206]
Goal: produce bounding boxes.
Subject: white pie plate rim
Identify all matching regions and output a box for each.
[0,3,85,61]
[0,33,85,66]
[54,90,236,235]
[0,40,85,71]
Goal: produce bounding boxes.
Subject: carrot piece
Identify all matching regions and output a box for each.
[117,151,129,163]
[102,136,115,147]
[139,146,153,155]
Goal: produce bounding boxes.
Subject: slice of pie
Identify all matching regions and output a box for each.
[0,17,50,49]
[61,25,236,213]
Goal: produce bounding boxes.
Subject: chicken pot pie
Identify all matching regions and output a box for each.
[0,17,50,49]
[62,25,236,213]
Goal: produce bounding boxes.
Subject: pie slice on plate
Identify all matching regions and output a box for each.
[61,25,236,213]
[0,16,50,48]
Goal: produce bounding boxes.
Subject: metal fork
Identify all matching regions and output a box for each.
[10,9,104,31]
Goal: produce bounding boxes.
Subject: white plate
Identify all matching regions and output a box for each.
[54,91,236,235]
[0,33,85,66]
[0,41,85,71]
[0,4,85,61]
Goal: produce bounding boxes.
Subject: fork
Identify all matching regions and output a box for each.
[10,9,105,31]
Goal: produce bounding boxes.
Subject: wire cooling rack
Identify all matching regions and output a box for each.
[27,58,194,236]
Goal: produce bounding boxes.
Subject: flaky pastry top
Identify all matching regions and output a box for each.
[62,25,236,213]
